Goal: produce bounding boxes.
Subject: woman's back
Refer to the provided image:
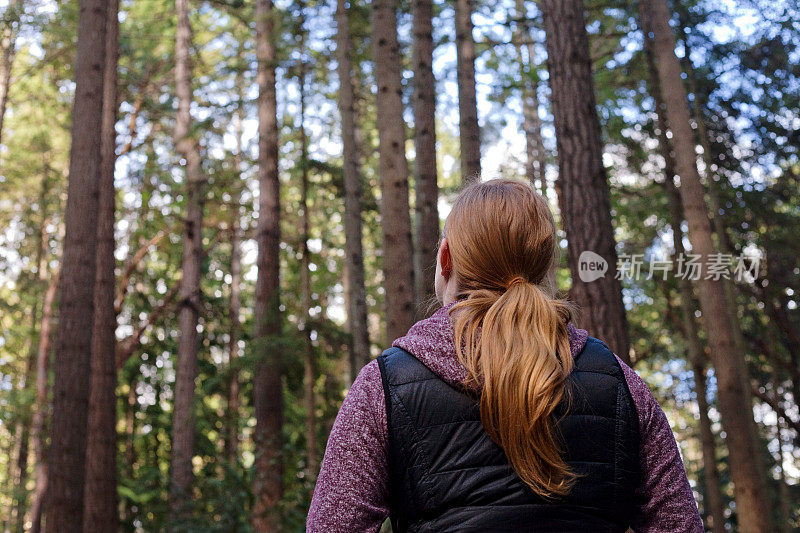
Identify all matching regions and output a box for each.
[307,304,702,532]
[308,180,702,532]
[379,337,639,532]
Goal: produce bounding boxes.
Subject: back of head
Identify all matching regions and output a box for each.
[446,178,575,498]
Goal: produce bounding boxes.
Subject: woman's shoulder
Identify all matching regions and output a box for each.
[611,354,666,434]
[349,359,383,405]
[573,335,662,429]
[355,357,381,381]
[348,359,387,430]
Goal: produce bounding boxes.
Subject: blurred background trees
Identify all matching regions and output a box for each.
[0,0,798,531]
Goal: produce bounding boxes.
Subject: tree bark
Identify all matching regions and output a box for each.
[252,0,283,530]
[411,0,440,313]
[641,1,772,530]
[454,0,481,182]
[29,270,58,533]
[297,28,318,477]
[9,172,50,532]
[664,150,727,533]
[224,79,245,465]
[660,298,730,531]
[691,363,728,531]
[335,0,370,380]
[514,0,547,196]
[83,1,119,529]
[10,316,35,531]
[643,31,727,531]
[371,0,416,344]
[677,23,757,435]
[45,0,108,529]
[539,0,631,362]
[0,0,23,148]
[225,218,242,459]
[169,0,204,525]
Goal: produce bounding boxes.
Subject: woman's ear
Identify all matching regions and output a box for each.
[440,238,452,279]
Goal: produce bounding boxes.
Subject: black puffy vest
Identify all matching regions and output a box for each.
[376,337,640,533]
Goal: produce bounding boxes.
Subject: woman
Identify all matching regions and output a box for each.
[308,179,703,532]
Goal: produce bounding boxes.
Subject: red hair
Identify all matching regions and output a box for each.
[447,178,576,497]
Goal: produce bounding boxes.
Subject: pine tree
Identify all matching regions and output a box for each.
[642,25,727,531]
[335,0,371,378]
[169,0,205,524]
[539,0,631,361]
[224,71,246,464]
[44,0,108,529]
[252,0,284,529]
[454,0,480,182]
[371,0,416,343]
[29,270,59,533]
[513,0,547,196]
[297,8,317,477]
[411,0,440,313]
[83,0,119,528]
[641,1,772,530]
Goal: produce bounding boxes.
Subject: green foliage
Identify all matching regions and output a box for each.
[0,0,798,530]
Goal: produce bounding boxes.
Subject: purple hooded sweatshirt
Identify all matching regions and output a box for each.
[307,304,704,532]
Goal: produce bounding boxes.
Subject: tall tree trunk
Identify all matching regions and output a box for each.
[30,270,58,533]
[0,0,23,148]
[539,0,631,362]
[411,0,440,313]
[334,0,370,380]
[666,169,727,533]
[225,79,245,465]
[677,21,756,431]
[641,1,772,530]
[9,173,50,532]
[664,159,727,533]
[691,363,728,531]
[169,0,204,525]
[10,306,38,532]
[514,0,547,196]
[297,26,318,478]
[225,212,242,463]
[45,0,108,529]
[644,31,727,532]
[10,344,33,531]
[454,0,480,182]
[83,0,119,529]
[252,0,283,529]
[371,0,416,344]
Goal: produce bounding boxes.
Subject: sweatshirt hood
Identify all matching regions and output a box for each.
[392,302,589,389]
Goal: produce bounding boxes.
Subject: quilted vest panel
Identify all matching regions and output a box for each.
[377,337,640,533]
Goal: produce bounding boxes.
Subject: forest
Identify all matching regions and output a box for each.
[0,0,798,531]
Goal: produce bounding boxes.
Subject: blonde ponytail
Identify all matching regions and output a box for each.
[445,179,576,498]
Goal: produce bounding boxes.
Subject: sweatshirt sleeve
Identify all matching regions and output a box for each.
[616,356,705,533]
[307,360,390,533]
